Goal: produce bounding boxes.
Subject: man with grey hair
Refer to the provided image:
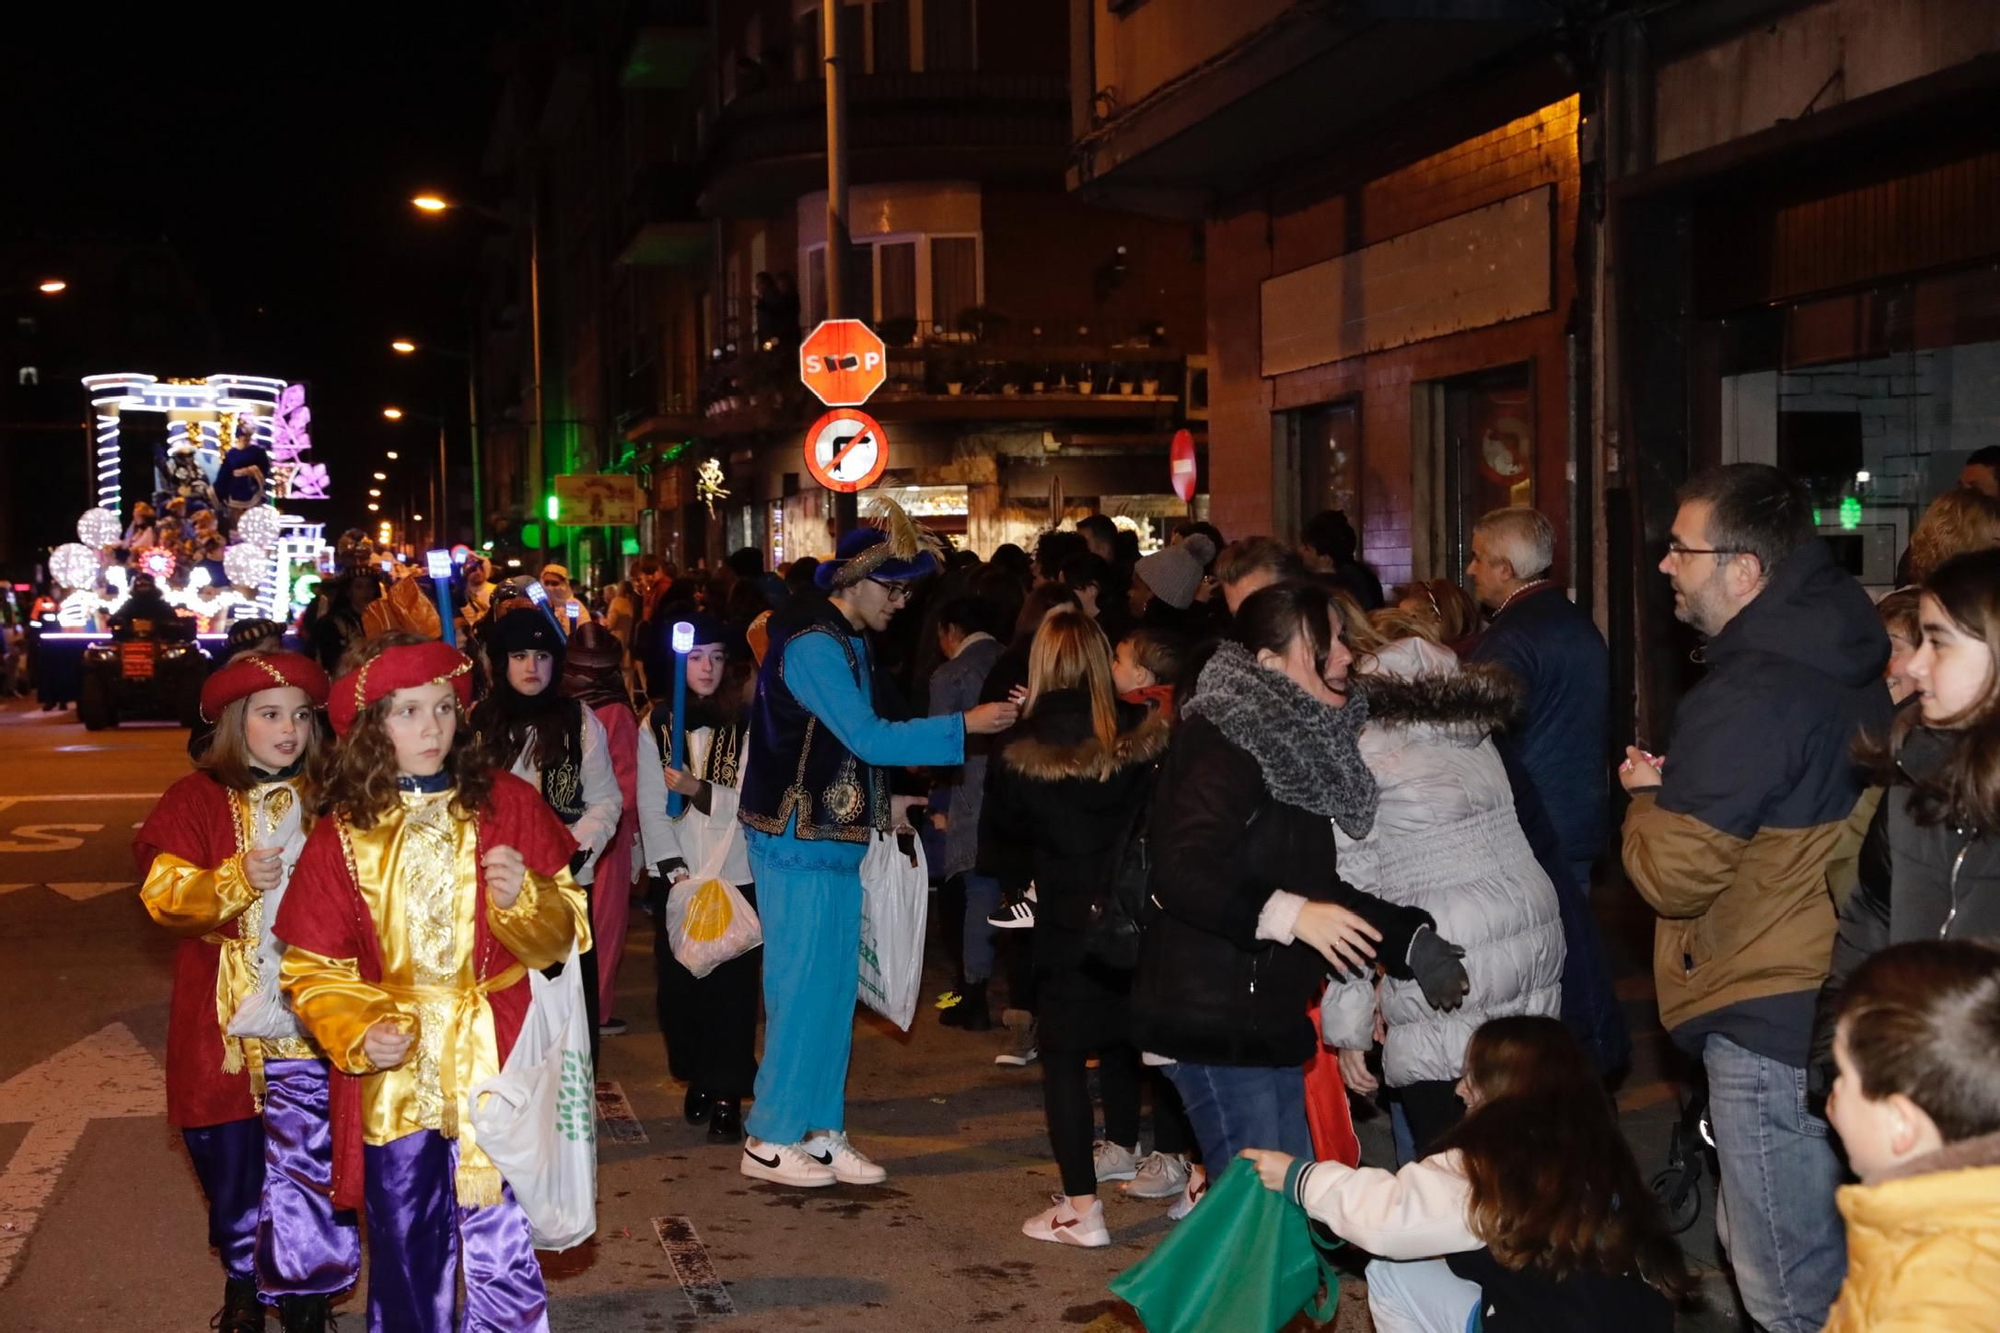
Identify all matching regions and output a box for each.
[1466,506,1630,1077]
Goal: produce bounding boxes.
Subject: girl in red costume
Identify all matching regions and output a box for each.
[275,632,589,1333]
[135,651,361,1333]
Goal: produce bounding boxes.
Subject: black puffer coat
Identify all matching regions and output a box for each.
[1131,713,1435,1067]
[1812,725,2000,1089]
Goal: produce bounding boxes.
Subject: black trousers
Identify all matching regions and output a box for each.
[1042,1042,1141,1199]
[652,881,762,1100]
[1400,1078,1467,1158]
[1149,1067,1199,1160]
[578,882,600,1070]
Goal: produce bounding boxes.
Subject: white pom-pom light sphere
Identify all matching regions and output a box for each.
[50,543,102,590]
[77,508,122,548]
[235,504,283,548]
[224,543,271,589]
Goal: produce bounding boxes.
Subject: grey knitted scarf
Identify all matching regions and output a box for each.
[1183,639,1379,839]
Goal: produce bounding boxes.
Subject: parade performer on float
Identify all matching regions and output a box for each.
[133,651,360,1333]
[736,499,1018,1187]
[274,634,589,1333]
[637,608,759,1142]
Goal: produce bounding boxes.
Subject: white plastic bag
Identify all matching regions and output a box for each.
[665,876,763,979]
[857,830,928,1031]
[469,945,597,1251]
[227,788,309,1042]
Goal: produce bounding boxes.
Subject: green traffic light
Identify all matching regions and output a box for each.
[546,494,560,522]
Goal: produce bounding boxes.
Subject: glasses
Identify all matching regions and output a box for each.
[868,578,914,604]
[1663,541,1746,561]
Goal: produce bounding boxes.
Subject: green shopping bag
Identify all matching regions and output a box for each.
[1109,1158,1342,1333]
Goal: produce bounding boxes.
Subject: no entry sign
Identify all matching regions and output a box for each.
[799,319,887,406]
[803,408,889,493]
[1170,428,1198,503]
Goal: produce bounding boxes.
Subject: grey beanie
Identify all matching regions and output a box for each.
[1135,533,1216,610]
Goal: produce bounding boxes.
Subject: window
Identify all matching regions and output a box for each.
[1296,400,1360,532]
[1439,364,1536,578]
[924,0,977,70]
[794,1,911,75]
[802,232,983,333]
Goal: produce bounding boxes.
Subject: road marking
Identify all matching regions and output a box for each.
[47,882,133,902]
[0,885,31,895]
[653,1214,734,1317]
[0,1023,165,1283]
[0,794,163,804]
[0,825,103,853]
[594,1080,647,1144]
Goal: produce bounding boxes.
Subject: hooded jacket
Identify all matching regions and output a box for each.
[1621,538,1891,1055]
[1322,639,1565,1085]
[1821,1130,2000,1332]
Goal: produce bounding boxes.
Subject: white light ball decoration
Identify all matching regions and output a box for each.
[234,504,283,549]
[224,543,270,589]
[186,565,212,591]
[50,542,102,591]
[77,507,122,548]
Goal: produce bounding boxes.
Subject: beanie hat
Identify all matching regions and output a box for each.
[488,606,567,668]
[1135,533,1216,611]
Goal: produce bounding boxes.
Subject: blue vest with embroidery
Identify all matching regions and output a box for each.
[737,600,891,843]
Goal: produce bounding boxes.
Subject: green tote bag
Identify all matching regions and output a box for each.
[1109,1158,1343,1333]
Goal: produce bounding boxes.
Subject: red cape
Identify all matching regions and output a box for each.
[274,773,578,1210]
[134,772,256,1129]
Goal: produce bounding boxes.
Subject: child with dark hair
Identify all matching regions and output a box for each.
[1822,940,2000,1330]
[276,635,589,1333]
[1246,1015,1688,1332]
[136,652,359,1332]
[1111,626,1185,721]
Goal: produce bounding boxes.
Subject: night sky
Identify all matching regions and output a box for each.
[5,8,509,539]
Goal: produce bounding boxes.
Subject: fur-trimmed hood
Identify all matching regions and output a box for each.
[1356,661,1521,735]
[1000,690,1170,782]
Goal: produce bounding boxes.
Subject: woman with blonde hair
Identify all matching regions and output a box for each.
[1906,487,2000,585]
[985,607,1169,1246]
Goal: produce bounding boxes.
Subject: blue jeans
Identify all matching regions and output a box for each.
[1558,859,1631,1076]
[962,873,1000,984]
[1702,1033,1847,1333]
[1364,1259,1483,1333]
[1164,1062,1311,1167]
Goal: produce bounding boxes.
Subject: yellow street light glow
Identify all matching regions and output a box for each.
[368,489,382,497]
[37,279,67,295]
[412,514,424,521]
[367,503,380,512]
[391,339,417,354]
[386,451,400,460]
[411,195,449,213]
[382,406,404,420]
[373,471,387,480]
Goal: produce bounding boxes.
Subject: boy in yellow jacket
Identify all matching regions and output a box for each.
[1823,939,2000,1332]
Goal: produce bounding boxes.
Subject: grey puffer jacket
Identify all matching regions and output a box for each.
[1323,638,1566,1085]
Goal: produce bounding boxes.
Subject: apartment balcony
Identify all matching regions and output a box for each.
[618,163,709,267]
[1072,0,1566,218]
[620,3,706,91]
[618,358,702,442]
[697,323,1190,436]
[700,71,1069,216]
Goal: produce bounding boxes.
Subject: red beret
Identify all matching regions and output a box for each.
[328,640,474,737]
[200,651,331,724]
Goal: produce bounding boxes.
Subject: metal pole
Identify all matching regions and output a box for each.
[466,352,483,546]
[435,419,448,548]
[528,194,547,563]
[823,2,859,537]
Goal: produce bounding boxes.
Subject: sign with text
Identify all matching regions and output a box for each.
[799,319,887,407]
[552,474,643,526]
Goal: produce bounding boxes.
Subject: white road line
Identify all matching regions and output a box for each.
[0,794,163,803]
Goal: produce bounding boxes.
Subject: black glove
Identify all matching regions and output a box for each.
[1408,927,1470,1011]
[567,849,591,877]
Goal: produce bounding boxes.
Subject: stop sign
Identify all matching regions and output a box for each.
[799,319,888,407]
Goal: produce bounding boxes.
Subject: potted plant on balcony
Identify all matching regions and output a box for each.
[879,315,919,349]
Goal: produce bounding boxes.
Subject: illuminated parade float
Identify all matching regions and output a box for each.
[45,372,332,633]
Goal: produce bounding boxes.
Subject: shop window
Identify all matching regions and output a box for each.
[1296,399,1360,533]
[1709,266,2000,593]
[1441,364,1535,579]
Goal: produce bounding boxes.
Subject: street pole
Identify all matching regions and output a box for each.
[467,347,483,546]
[823,2,859,538]
[435,419,448,548]
[528,192,548,564]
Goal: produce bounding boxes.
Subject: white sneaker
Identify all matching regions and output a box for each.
[740,1139,836,1188]
[1092,1140,1139,1183]
[802,1130,888,1185]
[1123,1150,1190,1199]
[1167,1163,1208,1221]
[1021,1194,1110,1248]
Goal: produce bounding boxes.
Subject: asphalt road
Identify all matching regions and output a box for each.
[0,698,1740,1331]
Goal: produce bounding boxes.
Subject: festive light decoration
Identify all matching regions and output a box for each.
[50,543,101,591]
[186,566,212,590]
[140,548,177,580]
[77,507,122,548]
[223,543,269,588]
[235,504,283,548]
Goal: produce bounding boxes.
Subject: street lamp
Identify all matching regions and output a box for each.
[410,195,449,213]
[367,502,380,511]
[382,406,405,420]
[369,489,382,497]
[390,339,417,354]
[386,451,400,461]
[36,279,66,295]
[373,471,387,480]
